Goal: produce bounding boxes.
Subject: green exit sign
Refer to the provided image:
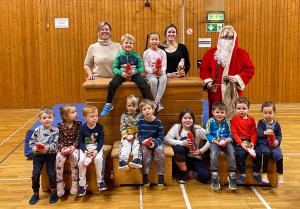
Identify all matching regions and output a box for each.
[206,23,224,32]
[206,11,225,22]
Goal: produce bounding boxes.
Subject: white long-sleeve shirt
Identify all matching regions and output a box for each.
[164,124,210,159]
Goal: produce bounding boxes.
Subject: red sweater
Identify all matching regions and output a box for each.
[231,114,257,145]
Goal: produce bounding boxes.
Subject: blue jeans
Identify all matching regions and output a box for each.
[32,154,56,192]
[210,143,236,172]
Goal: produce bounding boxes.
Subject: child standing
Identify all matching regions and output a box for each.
[165,109,210,184]
[78,105,106,197]
[143,32,167,113]
[206,102,237,190]
[138,99,166,186]
[256,101,284,184]
[231,97,263,184]
[29,107,59,204]
[118,94,142,170]
[101,34,148,116]
[56,105,82,197]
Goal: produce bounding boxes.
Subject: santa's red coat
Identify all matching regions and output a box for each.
[200,42,255,116]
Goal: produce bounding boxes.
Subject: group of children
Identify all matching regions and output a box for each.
[206,97,284,190]
[100,32,186,117]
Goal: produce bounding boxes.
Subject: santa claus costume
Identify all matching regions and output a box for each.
[200,26,255,118]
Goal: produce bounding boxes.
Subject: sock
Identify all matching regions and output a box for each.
[158,175,164,184]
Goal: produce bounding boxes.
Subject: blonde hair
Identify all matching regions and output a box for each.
[121,34,135,43]
[127,94,140,107]
[139,99,154,112]
[60,104,76,122]
[82,105,98,117]
[39,107,55,118]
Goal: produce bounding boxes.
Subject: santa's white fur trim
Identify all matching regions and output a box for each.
[234,75,245,90]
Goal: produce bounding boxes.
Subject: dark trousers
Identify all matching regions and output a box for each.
[173,145,210,183]
[260,152,283,174]
[106,74,148,103]
[235,145,260,174]
[32,154,56,193]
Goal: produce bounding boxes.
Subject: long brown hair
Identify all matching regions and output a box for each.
[178,109,196,138]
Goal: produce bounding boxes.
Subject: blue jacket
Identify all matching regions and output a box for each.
[205,117,232,143]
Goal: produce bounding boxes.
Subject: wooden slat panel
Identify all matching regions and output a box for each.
[0,0,300,108]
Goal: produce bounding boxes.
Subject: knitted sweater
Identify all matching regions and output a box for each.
[84,40,122,78]
[29,125,59,154]
[120,112,141,138]
[143,48,167,74]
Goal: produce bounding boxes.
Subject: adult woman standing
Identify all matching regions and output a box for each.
[159,24,190,78]
[84,21,122,80]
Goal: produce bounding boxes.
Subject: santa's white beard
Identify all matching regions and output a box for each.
[214,39,234,67]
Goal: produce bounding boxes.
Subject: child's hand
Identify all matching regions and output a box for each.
[190,149,202,156]
[122,72,129,78]
[92,150,98,158]
[240,142,248,151]
[128,70,135,76]
[178,69,185,77]
[272,140,279,147]
[248,143,254,148]
[149,141,155,148]
[265,129,274,135]
[40,145,50,153]
[86,74,95,80]
[167,72,179,78]
[183,140,193,147]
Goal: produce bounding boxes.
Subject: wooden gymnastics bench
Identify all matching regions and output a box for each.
[83,76,204,146]
[41,145,112,193]
[111,141,174,186]
[218,152,278,187]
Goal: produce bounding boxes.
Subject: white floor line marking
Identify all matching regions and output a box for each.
[139,186,143,209]
[0,177,31,181]
[251,186,272,209]
[0,113,38,147]
[180,184,192,209]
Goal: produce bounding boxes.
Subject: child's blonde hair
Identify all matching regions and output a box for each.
[82,105,98,117]
[121,34,135,43]
[60,104,76,122]
[39,107,55,118]
[139,99,154,112]
[127,94,140,107]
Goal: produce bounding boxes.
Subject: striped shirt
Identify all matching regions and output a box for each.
[138,116,164,147]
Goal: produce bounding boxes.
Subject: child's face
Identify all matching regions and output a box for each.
[85,110,98,127]
[235,103,249,118]
[166,27,177,41]
[67,107,78,122]
[39,112,54,128]
[149,34,160,49]
[212,108,226,122]
[181,113,194,130]
[262,106,275,122]
[141,104,154,119]
[122,39,134,52]
[126,100,138,114]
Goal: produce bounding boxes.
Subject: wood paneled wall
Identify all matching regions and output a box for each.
[0,0,299,108]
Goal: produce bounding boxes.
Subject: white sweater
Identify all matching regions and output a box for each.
[164,124,210,159]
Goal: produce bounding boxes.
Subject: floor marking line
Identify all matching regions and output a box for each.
[0,113,38,147]
[0,177,31,181]
[180,184,192,209]
[139,186,143,209]
[251,186,272,209]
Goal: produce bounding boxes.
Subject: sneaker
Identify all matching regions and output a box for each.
[70,181,79,195]
[158,175,164,186]
[261,173,270,184]
[143,174,150,186]
[29,194,39,205]
[100,103,113,117]
[57,182,65,197]
[177,170,188,184]
[227,172,237,190]
[252,174,264,184]
[118,160,129,170]
[49,192,58,204]
[211,172,220,190]
[157,103,164,113]
[98,181,107,191]
[278,174,285,184]
[78,185,87,197]
[236,175,245,185]
[129,158,142,169]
